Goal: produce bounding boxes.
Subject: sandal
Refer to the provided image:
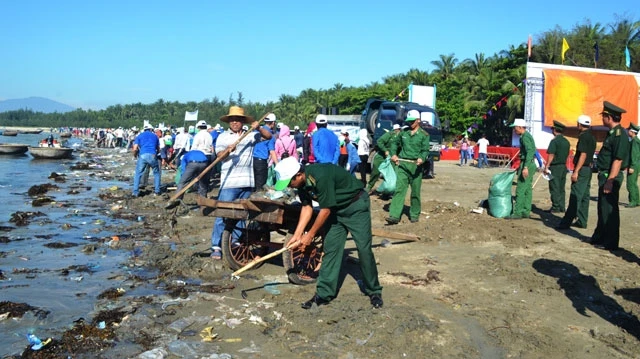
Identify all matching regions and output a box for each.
[210,250,222,260]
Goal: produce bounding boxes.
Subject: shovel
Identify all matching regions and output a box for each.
[165,112,271,210]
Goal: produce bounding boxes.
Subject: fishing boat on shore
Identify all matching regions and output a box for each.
[2,130,19,137]
[59,132,72,138]
[0,143,29,155]
[29,142,74,159]
[18,129,44,134]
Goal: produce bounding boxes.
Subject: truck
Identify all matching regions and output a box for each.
[360,86,444,177]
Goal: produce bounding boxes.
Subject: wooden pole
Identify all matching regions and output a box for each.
[232,246,291,277]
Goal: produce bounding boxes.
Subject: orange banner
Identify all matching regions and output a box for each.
[543,69,638,128]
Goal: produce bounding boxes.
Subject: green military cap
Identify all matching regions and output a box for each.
[552,120,565,131]
[629,123,640,133]
[601,101,626,118]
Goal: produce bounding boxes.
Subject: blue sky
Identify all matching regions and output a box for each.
[1,0,637,110]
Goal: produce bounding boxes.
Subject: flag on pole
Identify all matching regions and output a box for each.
[527,35,532,58]
[561,38,570,63]
[184,110,199,122]
[625,46,631,68]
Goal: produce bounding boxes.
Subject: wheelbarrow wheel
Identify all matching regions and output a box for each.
[221,220,270,271]
[282,232,324,285]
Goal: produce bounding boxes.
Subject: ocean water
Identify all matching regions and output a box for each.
[0,133,151,356]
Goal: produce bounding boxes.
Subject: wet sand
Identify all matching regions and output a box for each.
[4,143,640,358]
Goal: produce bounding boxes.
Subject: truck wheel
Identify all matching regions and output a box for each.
[282,232,324,285]
[367,109,379,134]
[221,220,270,271]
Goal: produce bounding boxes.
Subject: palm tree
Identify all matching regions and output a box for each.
[431,54,459,80]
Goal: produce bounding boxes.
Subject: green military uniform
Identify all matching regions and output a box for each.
[591,102,630,250]
[298,164,382,301]
[559,128,596,228]
[512,130,537,218]
[366,129,398,193]
[626,123,640,207]
[547,121,570,212]
[388,124,430,222]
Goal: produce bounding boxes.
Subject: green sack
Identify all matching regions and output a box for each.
[174,166,182,186]
[488,171,516,218]
[377,158,397,194]
[266,165,276,187]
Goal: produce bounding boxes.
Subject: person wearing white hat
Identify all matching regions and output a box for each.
[293,125,304,155]
[131,122,161,197]
[386,110,430,224]
[366,124,401,194]
[507,118,537,219]
[253,112,277,190]
[172,127,190,168]
[557,115,596,229]
[312,114,339,164]
[273,157,383,309]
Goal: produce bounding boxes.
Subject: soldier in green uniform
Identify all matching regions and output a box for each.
[508,118,537,219]
[626,123,640,208]
[544,120,570,213]
[274,157,383,309]
[366,124,401,194]
[557,115,596,229]
[590,101,630,250]
[386,110,430,224]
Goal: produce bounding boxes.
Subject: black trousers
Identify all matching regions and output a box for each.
[253,158,269,190]
[358,154,368,186]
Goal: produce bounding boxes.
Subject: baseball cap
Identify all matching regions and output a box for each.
[392,124,401,130]
[143,123,153,130]
[315,115,328,124]
[509,118,527,127]
[294,125,300,130]
[405,110,420,122]
[197,120,207,128]
[274,157,302,191]
[265,113,277,122]
[577,115,591,126]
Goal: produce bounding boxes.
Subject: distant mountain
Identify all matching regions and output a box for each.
[0,97,76,113]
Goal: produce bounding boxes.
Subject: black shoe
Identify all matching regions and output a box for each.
[555,223,570,230]
[410,218,419,223]
[385,217,399,225]
[571,222,587,229]
[301,294,331,309]
[370,294,383,308]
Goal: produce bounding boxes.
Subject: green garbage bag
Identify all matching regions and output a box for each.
[377,158,397,194]
[488,170,516,218]
[266,165,276,187]
[174,167,182,186]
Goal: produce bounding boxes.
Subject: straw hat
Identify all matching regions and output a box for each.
[220,106,254,124]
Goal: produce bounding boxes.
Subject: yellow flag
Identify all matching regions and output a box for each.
[561,38,570,63]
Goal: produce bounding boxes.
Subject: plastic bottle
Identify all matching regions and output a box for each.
[27,333,43,350]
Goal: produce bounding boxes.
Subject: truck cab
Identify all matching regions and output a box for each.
[360,98,443,176]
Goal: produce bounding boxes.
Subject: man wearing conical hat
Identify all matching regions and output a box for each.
[557,115,596,230]
[209,106,272,260]
[626,123,640,208]
[590,101,630,250]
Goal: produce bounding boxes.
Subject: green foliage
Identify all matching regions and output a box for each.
[1,16,638,141]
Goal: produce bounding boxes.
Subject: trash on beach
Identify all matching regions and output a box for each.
[97,321,106,329]
[200,326,218,342]
[380,239,392,248]
[471,207,484,214]
[27,333,43,350]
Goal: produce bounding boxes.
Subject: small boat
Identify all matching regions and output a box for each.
[2,130,18,137]
[0,143,29,155]
[28,146,74,159]
[18,129,43,134]
[59,132,72,138]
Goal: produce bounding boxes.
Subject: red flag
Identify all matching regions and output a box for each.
[527,35,532,58]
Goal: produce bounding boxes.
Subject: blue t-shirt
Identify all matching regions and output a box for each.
[210,130,220,148]
[253,126,275,160]
[134,130,159,155]
[180,150,208,172]
[313,128,339,164]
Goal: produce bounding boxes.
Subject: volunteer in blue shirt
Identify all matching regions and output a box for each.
[312,115,340,164]
[176,150,209,199]
[253,113,277,189]
[132,124,161,197]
